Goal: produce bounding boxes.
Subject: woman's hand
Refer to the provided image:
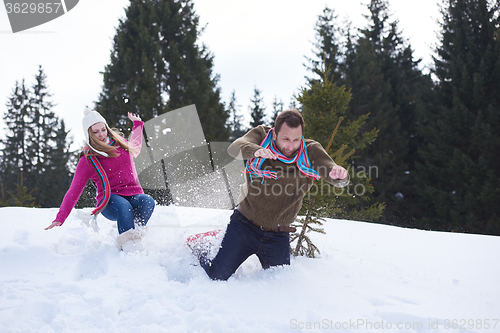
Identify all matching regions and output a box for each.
[45,221,62,230]
[128,112,142,122]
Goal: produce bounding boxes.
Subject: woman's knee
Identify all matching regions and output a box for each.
[133,194,155,225]
[132,194,155,209]
[141,194,155,209]
[102,195,130,220]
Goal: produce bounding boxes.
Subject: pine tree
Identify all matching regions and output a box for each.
[159,0,229,142]
[29,66,57,168]
[249,87,266,128]
[291,64,382,258]
[0,184,9,207]
[416,0,500,235]
[7,172,38,207]
[1,79,32,190]
[96,0,229,142]
[306,6,346,83]
[348,1,408,226]
[1,68,72,208]
[96,0,164,129]
[36,120,72,207]
[227,90,245,141]
[269,96,284,127]
[29,66,72,207]
[310,1,432,227]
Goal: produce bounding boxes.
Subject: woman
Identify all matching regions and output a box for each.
[45,109,155,248]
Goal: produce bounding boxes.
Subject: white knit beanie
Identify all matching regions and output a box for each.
[82,108,108,157]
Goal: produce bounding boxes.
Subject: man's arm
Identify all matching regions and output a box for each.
[228,126,269,160]
[308,141,350,188]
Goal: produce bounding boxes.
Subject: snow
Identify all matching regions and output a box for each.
[1,206,499,333]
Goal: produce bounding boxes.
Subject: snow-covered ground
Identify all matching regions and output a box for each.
[0,206,499,333]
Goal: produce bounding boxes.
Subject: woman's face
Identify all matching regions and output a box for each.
[91,122,108,142]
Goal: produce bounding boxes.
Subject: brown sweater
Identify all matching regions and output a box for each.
[227,126,350,228]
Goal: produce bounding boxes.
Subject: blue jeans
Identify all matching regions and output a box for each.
[101,194,155,234]
[200,209,290,281]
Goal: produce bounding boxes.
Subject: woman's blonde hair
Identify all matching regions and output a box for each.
[84,124,140,158]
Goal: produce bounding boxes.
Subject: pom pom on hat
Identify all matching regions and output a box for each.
[82,108,108,156]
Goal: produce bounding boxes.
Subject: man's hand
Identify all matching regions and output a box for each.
[254,148,278,160]
[329,165,348,180]
[128,112,142,122]
[45,221,62,230]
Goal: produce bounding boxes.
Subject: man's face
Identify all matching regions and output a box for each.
[272,123,302,158]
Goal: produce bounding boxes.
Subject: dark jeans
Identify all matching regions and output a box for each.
[200,209,290,281]
[101,194,155,234]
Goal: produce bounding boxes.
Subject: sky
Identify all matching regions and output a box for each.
[0,0,442,149]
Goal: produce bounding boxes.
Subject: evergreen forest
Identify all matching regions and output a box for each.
[1,0,499,236]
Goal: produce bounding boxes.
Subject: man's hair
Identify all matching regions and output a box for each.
[274,109,304,134]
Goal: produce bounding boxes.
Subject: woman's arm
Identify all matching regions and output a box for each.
[45,156,92,229]
[128,112,144,157]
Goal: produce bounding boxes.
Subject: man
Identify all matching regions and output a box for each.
[193,109,349,280]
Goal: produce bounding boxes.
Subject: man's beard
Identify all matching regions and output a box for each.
[275,142,299,158]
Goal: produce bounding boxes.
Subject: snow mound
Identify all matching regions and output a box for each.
[0,206,499,333]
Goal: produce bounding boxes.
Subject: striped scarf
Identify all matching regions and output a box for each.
[83,137,115,216]
[245,128,321,182]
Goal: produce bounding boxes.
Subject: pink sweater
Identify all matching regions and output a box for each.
[55,120,145,224]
